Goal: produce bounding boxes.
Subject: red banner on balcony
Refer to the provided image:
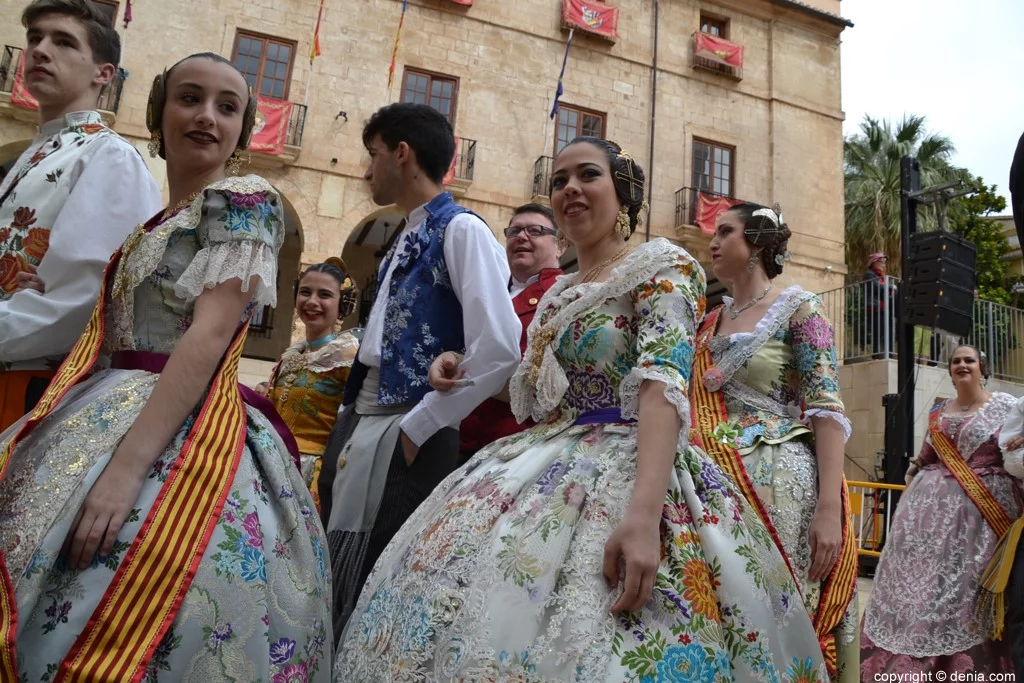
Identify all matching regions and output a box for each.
[562,0,619,40]
[249,96,292,155]
[447,0,473,4]
[695,192,740,235]
[11,54,39,111]
[443,136,460,185]
[694,32,744,69]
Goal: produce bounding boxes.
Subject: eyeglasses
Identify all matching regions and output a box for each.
[504,224,557,239]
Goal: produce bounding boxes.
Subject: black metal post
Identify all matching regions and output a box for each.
[891,157,920,484]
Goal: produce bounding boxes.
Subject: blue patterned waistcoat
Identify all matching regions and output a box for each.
[374,192,474,405]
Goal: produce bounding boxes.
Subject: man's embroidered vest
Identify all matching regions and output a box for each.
[376,192,476,405]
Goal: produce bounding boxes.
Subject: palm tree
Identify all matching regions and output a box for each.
[844,115,959,277]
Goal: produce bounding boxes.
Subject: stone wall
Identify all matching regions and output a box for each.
[0,0,850,359]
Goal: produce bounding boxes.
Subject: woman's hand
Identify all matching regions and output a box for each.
[16,264,45,294]
[602,507,661,613]
[427,351,465,392]
[62,453,147,570]
[808,502,842,582]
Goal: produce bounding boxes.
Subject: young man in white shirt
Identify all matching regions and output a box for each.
[318,102,520,635]
[0,0,161,429]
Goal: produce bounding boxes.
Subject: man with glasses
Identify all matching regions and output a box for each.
[458,203,564,461]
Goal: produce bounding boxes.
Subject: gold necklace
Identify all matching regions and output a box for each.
[578,244,631,284]
[162,191,201,221]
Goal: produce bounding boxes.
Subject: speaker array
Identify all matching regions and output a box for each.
[901,232,977,338]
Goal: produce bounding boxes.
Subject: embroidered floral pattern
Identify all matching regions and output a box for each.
[337,239,828,681]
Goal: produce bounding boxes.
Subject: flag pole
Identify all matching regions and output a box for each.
[304,0,325,108]
[546,29,573,157]
[386,0,411,100]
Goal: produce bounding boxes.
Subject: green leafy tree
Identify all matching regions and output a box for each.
[948,177,1009,302]
[844,115,959,277]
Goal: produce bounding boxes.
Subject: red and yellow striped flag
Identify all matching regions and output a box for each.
[386,0,410,92]
[310,0,325,65]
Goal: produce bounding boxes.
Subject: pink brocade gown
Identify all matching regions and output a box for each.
[860,393,1021,677]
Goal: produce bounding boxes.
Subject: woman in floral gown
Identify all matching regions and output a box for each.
[690,203,858,681]
[334,137,828,681]
[263,258,360,510]
[861,344,1020,676]
[0,54,330,681]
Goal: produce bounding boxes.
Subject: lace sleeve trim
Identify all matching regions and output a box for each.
[510,239,694,423]
[173,240,278,307]
[804,408,852,443]
[620,366,692,445]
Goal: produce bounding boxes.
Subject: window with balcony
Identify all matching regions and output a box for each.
[232,32,296,100]
[93,0,118,25]
[401,69,458,126]
[694,14,743,78]
[555,105,605,155]
[692,139,734,197]
[700,14,728,38]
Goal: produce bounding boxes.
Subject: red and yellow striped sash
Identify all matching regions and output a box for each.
[0,238,253,681]
[0,247,123,681]
[690,307,857,677]
[928,403,1012,538]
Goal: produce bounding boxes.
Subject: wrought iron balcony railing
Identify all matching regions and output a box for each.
[532,155,554,200]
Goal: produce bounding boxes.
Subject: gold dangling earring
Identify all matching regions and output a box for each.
[747,252,761,273]
[147,130,162,158]
[557,231,570,251]
[616,206,631,239]
[226,149,247,176]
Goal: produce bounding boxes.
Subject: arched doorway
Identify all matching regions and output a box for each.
[241,190,304,361]
[341,206,406,330]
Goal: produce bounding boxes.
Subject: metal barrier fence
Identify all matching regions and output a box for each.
[818,278,1024,383]
[848,480,904,558]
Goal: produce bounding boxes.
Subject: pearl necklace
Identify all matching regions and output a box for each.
[727,284,774,320]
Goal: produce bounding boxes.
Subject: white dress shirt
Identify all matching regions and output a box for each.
[358,200,521,446]
[509,272,541,299]
[0,111,162,369]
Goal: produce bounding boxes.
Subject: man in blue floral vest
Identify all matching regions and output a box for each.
[318,103,520,636]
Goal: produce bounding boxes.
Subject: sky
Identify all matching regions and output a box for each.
[840,0,1024,210]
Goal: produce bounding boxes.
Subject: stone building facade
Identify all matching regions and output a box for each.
[0,0,851,375]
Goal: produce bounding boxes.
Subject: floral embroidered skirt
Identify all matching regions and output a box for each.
[0,369,332,681]
[335,421,828,682]
[743,438,860,683]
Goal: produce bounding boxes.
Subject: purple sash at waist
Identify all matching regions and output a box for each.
[110,350,301,470]
[573,407,636,426]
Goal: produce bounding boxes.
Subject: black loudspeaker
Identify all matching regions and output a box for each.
[902,232,976,338]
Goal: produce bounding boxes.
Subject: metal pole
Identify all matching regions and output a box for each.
[892,156,920,485]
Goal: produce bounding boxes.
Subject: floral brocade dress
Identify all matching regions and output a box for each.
[267,332,359,510]
[861,393,1021,676]
[701,286,859,682]
[335,239,828,682]
[0,176,331,681]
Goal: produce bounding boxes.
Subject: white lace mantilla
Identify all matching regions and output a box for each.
[949,392,1016,461]
[509,238,696,429]
[715,285,813,382]
[714,285,851,441]
[274,333,359,378]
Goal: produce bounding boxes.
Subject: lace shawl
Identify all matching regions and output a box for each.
[509,238,700,438]
[713,285,851,440]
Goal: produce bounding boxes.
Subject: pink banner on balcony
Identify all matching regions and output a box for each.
[443,136,460,185]
[695,192,740,235]
[11,54,39,111]
[694,32,744,69]
[249,96,292,155]
[562,0,619,40]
